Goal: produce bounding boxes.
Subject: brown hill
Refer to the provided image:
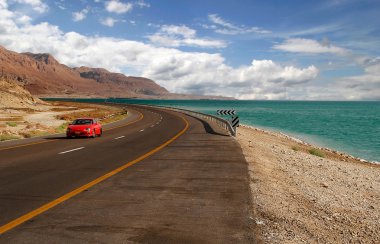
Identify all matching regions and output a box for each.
[0,46,168,98]
[73,67,168,96]
[0,77,43,109]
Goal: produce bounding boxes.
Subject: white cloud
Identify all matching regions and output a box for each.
[148,24,227,48]
[14,0,48,13]
[322,0,353,8]
[100,17,117,27]
[284,24,342,38]
[207,14,271,35]
[105,0,132,14]
[141,56,317,98]
[332,61,380,100]
[72,9,89,22]
[160,25,196,39]
[57,5,65,10]
[0,0,8,8]
[135,0,150,8]
[274,38,349,55]
[16,14,31,24]
[0,2,324,100]
[286,58,380,101]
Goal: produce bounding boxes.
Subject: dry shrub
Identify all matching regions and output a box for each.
[0,117,23,121]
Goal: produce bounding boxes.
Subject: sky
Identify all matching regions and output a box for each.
[0,0,379,100]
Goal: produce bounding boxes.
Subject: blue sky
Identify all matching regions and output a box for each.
[0,0,379,100]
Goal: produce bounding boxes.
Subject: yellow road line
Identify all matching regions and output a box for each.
[0,139,59,152]
[0,110,143,152]
[0,115,189,235]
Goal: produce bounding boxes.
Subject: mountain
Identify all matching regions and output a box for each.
[73,67,168,96]
[0,46,168,98]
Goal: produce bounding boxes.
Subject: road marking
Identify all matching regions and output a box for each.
[0,115,189,235]
[114,136,125,140]
[150,125,155,128]
[0,110,143,152]
[58,147,84,154]
[103,111,143,131]
[139,129,144,132]
[0,139,59,152]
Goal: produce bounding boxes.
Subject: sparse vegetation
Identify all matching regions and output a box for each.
[100,110,129,124]
[56,105,129,125]
[309,148,325,158]
[0,134,20,141]
[291,146,300,151]
[6,122,18,127]
[57,110,109,121]
[50,107,78,112]
[54,122,70,133]
[20,130,50,138]
[0,117,23,121]
[3,107,36,113]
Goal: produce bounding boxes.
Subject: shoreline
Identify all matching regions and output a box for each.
[236,124,379,243]
[240,124,379,165]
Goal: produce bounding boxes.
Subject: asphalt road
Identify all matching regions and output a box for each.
[0,105,255,243]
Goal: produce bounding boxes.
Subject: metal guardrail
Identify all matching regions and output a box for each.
[136,104,236,136]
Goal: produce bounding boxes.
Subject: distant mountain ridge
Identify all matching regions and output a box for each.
[0,45,169,98]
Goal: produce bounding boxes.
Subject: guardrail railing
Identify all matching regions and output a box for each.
[136,104,236,136]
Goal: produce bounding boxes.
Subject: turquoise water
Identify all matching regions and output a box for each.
[48,98,380,162]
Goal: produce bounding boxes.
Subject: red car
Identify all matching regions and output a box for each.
[66,118,102,138]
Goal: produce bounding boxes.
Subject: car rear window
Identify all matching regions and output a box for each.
[72,119,93,125]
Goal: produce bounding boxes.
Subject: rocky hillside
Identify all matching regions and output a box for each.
[0,46,168,98]
[0,77,43,108]
[74,67,168,96]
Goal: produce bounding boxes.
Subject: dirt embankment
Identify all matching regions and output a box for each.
[237,125,379,243]
[0,77,43,109]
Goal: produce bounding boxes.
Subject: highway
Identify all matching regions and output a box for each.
[0,105,254,243]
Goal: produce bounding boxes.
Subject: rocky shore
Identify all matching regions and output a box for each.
[236,125,379,243]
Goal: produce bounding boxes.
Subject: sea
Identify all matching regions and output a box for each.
[48,98,380,163]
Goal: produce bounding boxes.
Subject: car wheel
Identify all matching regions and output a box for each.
[99,128,102,137]
[92,129,96,138]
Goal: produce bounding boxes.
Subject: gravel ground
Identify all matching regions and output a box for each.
[236,125,379,243]
[24,109,92,127]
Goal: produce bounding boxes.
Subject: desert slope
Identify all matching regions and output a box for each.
[0,77,43,109]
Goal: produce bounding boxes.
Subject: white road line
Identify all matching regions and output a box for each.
[139,129,144,132]
[114,136,125,140]
[59,147,85,155]
[150,125,155,127]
